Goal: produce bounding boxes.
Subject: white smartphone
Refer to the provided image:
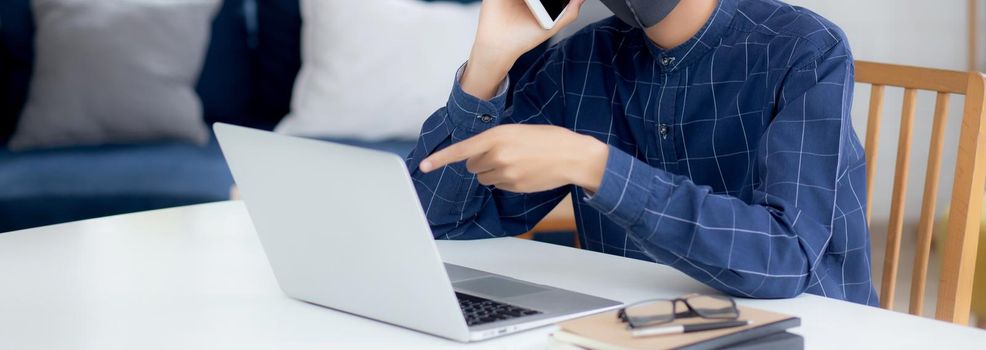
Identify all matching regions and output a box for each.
[523,0,572,30]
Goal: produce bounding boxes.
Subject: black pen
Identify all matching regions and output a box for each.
[631,320,752,338]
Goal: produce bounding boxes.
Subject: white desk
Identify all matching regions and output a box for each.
[1,201,984,349]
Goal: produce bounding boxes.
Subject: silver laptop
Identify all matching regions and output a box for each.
[213,123,622,342]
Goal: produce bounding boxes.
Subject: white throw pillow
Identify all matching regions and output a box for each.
[10,0,219,151]
[275,0,480,141]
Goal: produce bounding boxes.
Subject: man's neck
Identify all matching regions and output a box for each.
[644,0,719,49]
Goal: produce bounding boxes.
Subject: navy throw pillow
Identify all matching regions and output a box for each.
[196,0,259,129]
[0,17,5,144]
[0,0,34,146]
[253,0,302,130]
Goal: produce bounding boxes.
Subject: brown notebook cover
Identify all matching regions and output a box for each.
[552,305,801,350]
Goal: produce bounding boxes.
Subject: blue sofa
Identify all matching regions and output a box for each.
[0,0,545,233]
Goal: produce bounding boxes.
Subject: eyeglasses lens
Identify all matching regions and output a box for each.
[623,300,675,326]
[686,295,739,318]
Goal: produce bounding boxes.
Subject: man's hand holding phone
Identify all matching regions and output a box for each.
[462,0,584,100]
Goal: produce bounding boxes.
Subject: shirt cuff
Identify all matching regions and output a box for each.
[446,62,510,134]
[584,146,669,228]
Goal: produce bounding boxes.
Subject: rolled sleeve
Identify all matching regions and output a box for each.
[584,146,669,228]
[447,62,510,134]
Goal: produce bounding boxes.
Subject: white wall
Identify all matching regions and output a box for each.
[789,0,972,70]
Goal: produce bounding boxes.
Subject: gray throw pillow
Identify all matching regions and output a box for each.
[9,0,220,151]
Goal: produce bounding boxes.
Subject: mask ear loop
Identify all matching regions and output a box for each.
[623,0,647,28]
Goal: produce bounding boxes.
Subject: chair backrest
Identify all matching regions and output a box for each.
[856,60,986,324]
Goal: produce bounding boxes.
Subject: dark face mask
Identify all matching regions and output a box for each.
[599,0,683,28]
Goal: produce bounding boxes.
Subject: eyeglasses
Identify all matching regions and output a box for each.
[617,294,740,329]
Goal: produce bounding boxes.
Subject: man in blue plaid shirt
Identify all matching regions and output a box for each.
[408,0,877,306]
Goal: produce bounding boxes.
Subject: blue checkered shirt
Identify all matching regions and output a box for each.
[406,0,877,306]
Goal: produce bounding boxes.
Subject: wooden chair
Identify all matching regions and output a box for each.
[970,0,979,72]
[518,195,580,248]
[858,61,986,324]
[521,61,986,325]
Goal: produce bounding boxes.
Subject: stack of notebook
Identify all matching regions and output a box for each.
[550,304,802,350]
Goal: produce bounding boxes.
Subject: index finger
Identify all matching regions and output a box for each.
[419,134,494,173]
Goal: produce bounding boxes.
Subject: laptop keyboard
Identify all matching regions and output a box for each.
[456,292,541,326]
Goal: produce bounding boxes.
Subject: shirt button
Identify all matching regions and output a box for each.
[658,124,670,138]
[478,114,494,123]
[661,56,676,67]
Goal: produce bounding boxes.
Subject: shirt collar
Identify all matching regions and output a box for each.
[642,0,738,73]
